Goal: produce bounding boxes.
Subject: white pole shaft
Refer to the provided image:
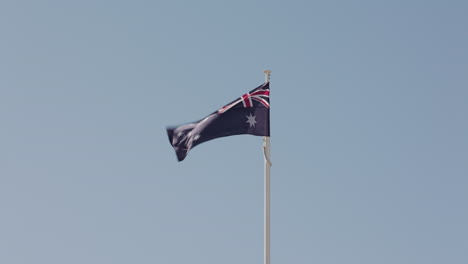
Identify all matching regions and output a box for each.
[263,70,271,264]
[264,137,271,264]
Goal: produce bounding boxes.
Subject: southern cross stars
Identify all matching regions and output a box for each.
[246,113,257,127]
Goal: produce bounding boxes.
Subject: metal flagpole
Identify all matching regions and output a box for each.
[263,70,272,264]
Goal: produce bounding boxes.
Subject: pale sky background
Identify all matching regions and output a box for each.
[1,1,468,263]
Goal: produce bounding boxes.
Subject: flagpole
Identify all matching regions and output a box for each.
[263,70,272,264]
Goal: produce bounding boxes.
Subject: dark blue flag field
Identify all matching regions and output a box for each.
[167,82,270,161]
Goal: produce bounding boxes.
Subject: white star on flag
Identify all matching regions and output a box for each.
[246,113,257,127]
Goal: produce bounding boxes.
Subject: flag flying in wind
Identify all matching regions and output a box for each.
[167,82,270,161]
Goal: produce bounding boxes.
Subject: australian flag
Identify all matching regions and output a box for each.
[167,82,270,161]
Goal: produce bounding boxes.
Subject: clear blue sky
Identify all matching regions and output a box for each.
[1,0,467,263]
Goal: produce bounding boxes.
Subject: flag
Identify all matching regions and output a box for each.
[167,82,270,161]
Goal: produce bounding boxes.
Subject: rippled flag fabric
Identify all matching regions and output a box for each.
[167,82,270,161]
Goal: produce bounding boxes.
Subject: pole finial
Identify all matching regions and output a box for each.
[263,70,271,83]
